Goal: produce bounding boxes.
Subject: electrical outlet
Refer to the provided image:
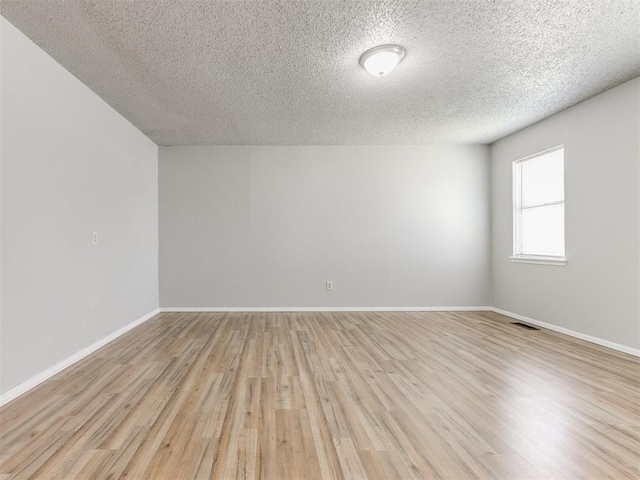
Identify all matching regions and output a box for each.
[92,232,98,245]
[326,281,333,291]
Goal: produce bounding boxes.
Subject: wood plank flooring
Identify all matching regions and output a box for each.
[1,311,639,479]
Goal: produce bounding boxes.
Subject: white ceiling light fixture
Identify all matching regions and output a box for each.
[359,44,406,77]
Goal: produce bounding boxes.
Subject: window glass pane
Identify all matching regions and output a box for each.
[521,149,564,207]
[521,203,565,257]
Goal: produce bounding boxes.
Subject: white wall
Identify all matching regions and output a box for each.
[0,17,159,394]
[3,13,635,401]
[159,145,490,309]
[491,78,640,350]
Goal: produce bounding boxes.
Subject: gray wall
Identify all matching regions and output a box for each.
[1,18,159,393]
[160,145,491,309]
[491,77,640,350]
[3,12,637,397]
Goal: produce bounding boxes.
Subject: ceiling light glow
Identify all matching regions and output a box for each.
[359,45,406,77]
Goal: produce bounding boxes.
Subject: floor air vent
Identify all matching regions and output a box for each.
[511,322,540,330]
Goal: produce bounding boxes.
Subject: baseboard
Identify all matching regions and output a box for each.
[490,307,640,357]
[3,306,634,407]
[160,306,493,313]
[0,308,161,408]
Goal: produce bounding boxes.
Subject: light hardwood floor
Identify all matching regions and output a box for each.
[1,311,639,479]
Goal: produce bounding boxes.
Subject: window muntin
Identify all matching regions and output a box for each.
[513,146,565,260]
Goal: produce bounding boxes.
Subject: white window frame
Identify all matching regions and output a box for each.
[511,145,567,266]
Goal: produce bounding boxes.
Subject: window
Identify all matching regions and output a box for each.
[512,146,566,265]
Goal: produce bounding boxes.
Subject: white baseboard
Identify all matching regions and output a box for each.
[5,305,633,408]
[490,307,640,357]
[160,306,492,313]
[0,308,161,408]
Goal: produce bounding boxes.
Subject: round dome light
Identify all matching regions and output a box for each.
[359,45,406,77]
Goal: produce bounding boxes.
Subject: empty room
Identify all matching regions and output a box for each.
[1,1,639,479]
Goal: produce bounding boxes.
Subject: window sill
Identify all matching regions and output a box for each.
[509,256,567,266]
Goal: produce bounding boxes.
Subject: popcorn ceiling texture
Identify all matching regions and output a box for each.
[1,0,638,145]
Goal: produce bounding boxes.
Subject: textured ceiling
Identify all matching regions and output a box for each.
[1,0,639,145]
